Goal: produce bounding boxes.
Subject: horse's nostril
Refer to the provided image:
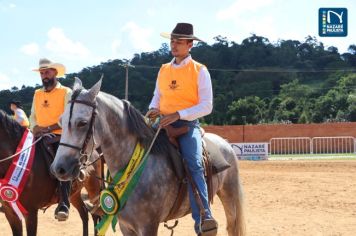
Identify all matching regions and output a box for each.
[58,167,66,175]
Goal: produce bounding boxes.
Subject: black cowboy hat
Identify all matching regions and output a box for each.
[160,23,203,42]
[10,100,23,109]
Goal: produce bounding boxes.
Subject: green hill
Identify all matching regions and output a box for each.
[1,35,355,125]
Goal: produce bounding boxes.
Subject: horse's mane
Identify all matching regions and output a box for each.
[122,100,177,157]
[0,110,25,142]
[73,87,178,158]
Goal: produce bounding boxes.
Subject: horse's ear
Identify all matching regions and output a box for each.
[88,78,102,100]
[73,77,83,90]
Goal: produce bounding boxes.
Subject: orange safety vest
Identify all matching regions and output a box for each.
[158,59,204,115]
[33,85,71,134]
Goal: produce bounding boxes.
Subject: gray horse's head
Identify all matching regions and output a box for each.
[50,78,102,181]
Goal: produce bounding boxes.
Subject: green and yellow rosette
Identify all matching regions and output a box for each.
[96,143,147,235]
[100,189,119,215]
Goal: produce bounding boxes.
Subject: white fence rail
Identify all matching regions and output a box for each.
[269,136,356,155]
[269,137,312,155]
[312,136,355,154]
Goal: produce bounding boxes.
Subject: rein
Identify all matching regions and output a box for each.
[58,97,162,180]
[87,127,162,186]
[0,132,53,164]
[58,95,163,235]
[96,126,161,235]
[113,126,161,189]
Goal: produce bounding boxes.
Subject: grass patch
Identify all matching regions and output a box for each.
[269,153,356,160]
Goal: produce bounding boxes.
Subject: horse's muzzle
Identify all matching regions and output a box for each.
[50,157,80,181]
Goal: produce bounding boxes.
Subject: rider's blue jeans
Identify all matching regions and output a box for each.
[171,119,212,232]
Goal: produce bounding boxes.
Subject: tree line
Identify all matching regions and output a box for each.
[1,34,355,125]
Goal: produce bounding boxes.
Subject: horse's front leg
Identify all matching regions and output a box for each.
[119,221,159,236]
[141,224,159,236]
[4,206,23,236]
[25,209,38,236]
[119,224,137,236]
[70,191,89,236]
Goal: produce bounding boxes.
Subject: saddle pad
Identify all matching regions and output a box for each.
[204,144,230,173]
[168,140,231,181]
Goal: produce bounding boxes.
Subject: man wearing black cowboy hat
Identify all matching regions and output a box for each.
[10,100,29,127]
[146,23,217,235]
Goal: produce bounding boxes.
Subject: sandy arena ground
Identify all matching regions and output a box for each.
[1,160,356,236]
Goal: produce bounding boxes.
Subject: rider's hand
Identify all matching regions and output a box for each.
[33,125,50,137]
[146,108,160,119]
[159,112,180,128]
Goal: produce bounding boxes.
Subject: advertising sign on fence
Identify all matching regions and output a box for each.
[231,143,269,160]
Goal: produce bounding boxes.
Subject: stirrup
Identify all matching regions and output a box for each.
[54,204,69,221]
[199,218,218,236]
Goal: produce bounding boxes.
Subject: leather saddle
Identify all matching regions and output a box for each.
[162,125,230,221]
[38,135,61,173]
[163,125,230,177]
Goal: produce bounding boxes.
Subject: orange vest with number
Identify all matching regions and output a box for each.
[33,85,71,134]
[158,59,204,115]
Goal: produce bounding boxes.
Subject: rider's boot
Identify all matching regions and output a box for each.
[54,181,71,221]
[198,218,218,236]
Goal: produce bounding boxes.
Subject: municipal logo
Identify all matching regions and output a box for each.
[104,195,114,208]
[319,8,347,37]
[0,185,19,202]
[100,189,119,215]
[169,80,179,90]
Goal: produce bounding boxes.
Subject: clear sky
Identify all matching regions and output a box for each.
[0,0,354,90]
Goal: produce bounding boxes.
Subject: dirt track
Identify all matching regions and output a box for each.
[1,160,356,236]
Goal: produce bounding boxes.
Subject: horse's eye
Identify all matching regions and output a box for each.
[77,120,88,128]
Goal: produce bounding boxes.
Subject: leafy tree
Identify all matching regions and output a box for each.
[347,94,356,121]
[271,80,314,123]
[227,96,266,124]
[342,45,356,67]
[312,89,348,122]
[0,34,355,125]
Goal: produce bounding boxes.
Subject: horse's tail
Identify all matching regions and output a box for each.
[207,133,246,236]
[233,158,246,236]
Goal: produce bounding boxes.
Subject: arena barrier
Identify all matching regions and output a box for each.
[269,137,312,155]
[311,136,355,154]
[268,136,356,156]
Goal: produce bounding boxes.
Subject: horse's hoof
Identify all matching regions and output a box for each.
[55,211,69,221]
[199,218,218,236]
[54,204,69,221]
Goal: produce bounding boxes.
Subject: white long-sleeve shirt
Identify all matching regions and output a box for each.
[149,55,213,121]
[14,108,27,124]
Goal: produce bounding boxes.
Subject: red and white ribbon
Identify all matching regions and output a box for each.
[0,129,35,220]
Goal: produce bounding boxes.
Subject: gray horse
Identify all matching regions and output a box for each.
[50,78,245,236]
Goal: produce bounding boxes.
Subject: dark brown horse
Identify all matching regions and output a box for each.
[0,110,102,236]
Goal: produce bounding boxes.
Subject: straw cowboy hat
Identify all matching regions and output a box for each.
[33,58,66,77]
[160,23,203,42]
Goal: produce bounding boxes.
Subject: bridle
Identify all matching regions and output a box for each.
[58,99,101,169]
[58,96,162,186]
